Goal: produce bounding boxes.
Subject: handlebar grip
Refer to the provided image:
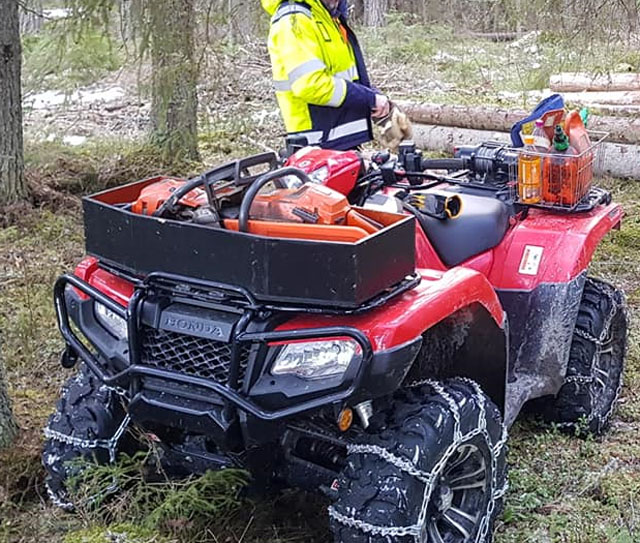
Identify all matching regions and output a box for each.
[419,158,465,171]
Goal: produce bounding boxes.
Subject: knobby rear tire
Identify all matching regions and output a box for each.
[540,277,627,436]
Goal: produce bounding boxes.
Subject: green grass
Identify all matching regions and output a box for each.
[23,139,202,197]
[64,452,249,541]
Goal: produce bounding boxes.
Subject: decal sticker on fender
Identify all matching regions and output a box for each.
[519,245,543,275]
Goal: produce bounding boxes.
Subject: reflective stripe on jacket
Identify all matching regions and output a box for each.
[262,0,376,150]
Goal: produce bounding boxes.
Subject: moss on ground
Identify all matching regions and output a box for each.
[63,524,174,543]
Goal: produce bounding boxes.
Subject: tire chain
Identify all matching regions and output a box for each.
[43,382,131,511]
[328,378,508,542]
[558,278,625,432]
[346,444,433,485]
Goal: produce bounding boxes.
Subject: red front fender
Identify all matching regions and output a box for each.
[277,267,505,351]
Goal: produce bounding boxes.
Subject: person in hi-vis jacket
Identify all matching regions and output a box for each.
[262,0,390,150]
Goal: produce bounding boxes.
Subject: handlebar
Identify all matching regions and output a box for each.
[420,158,465,171]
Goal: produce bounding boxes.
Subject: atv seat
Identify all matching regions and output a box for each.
[414,190,511,267]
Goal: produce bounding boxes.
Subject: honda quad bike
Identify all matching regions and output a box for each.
[45,136,626,542]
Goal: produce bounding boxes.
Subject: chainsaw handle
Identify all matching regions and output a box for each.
[238,167,313,233]
[153,152,279,218]
[234,152,280,186]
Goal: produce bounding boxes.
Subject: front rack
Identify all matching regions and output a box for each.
[54,272,375,421]
[508,130,608,212]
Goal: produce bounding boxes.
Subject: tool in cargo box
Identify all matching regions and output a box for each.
[241,183,381,231]
[131,177,208,215]
[543,124,580,205]
[128,163,385,243]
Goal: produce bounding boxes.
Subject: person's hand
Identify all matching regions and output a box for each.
[372,94,390,119]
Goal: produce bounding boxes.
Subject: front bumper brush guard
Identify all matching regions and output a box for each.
[54,273,373,421]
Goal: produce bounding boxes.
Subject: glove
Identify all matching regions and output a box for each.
[375,102,413,152]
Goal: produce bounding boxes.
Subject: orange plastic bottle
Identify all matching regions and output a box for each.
[564,110,593,198]
[564,110,591,153]
[544,125,579,206]
[518,135,542,204]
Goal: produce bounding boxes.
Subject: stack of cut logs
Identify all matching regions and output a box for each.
[550,72,640,113]
[399,72,640,179]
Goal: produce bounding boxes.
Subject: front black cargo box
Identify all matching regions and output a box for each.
[83,178,416,308]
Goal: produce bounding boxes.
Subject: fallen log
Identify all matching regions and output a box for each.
[411,123,640,180]
[557,90,640,106]
[397,101,525,132]
[396,101,640,145]
[497,89,640,108]
[550,72,640,92]
[467,31,522,42]
[586,104,640,117]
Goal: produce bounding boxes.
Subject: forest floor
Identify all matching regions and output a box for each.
[2,13,640,543]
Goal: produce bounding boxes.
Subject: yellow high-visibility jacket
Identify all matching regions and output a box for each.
[262,0,377,150]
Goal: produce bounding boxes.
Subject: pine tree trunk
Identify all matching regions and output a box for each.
[118,0,134,41]
[0,0,27,206]
[363,0,387,27]
[149,0,200,161]
[0,348,18,449]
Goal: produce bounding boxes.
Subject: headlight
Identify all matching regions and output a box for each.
[94,302,128,340]
[271,339,361,380]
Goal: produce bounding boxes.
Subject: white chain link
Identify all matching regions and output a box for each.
[329,379,509,542]
[407,379,462,441]
[45,479,74,511]
[329,508,421,538]
[105,383,131,401]
[44,414,131,464]
[561,278,625,431]
[44,378,133,508]
[574,280,621,347]
[347,444,432,484]
[564,375,594,384]
[457,377,488,432]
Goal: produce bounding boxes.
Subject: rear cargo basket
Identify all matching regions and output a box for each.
[83,179,416,308]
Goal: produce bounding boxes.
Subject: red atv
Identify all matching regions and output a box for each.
[45,141,626,543]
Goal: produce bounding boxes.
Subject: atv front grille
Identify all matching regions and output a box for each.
[140,327,252,385]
